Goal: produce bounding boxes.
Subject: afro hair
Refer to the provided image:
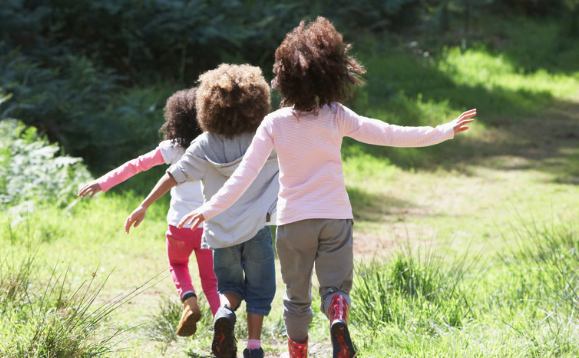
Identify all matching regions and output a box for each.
[196,64,271,138]
[272,17,366,112]
[160,87,202,148]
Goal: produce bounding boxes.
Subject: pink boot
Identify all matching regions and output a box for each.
[279,336,308,358]
[328,295,356,358]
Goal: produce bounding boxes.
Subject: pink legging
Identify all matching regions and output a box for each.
[166,225,220,316]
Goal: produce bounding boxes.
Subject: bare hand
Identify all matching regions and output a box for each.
[78,181,102,199]
[125,206,147,233]
[452,109,476,134]
[178,211,205,230]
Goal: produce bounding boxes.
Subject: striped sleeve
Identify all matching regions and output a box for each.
[338,105,455,147]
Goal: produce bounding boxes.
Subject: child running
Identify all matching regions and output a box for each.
[77,88,220,336]
[178,17,476,358]
[124,64,279,358]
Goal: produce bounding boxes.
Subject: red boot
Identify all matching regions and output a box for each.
[328,295,356,358]
[279,336,308,358]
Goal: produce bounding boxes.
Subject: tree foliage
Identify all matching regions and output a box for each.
[0,0,577,173]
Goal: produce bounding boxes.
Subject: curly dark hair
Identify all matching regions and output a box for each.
[159,87,202,148]
[196,64,271,139]
[272,17,366,112]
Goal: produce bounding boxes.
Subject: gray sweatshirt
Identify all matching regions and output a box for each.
[167,132,279,249]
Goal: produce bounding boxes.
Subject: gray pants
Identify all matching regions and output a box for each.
[276,219,354,343]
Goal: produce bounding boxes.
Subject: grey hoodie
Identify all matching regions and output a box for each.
[167,132,279,249]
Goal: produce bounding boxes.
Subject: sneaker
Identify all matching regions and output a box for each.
[329,295,356,358]
[243,347,264,358]
[212,306,237,358]
[176,296,202,337]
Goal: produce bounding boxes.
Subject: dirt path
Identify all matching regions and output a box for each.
[350,101,579,258]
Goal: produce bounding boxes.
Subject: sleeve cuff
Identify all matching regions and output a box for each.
[167,164,188,184]
[201,206,219,222]
[97,179,112,192]
[444,122,455,140]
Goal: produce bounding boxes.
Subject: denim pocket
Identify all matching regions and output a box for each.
[245,227,274,264]
[213,246,241,268]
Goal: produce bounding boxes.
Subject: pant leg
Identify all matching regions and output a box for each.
[241,227,276,316]
[166,225,198,299]
[193,242,220,316]
[276,220,320,343]
[213,244,245,310]
[314,219,354,317]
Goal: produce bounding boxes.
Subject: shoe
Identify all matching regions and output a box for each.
[243,347,264,358]
[328,294,356,358]
[176,296,202,337]
[280,336,308,358]
[212,306,237,358]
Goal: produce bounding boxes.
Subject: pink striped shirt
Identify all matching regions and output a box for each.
[200,103,455,225]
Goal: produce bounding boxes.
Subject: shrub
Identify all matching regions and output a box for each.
[0,51,172,172]
[0,119,92,211]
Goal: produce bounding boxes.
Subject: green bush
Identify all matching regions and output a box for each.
[0,50,173,172]
[0,0,422,84]
[0,119,92,210]
[0,0,429,173]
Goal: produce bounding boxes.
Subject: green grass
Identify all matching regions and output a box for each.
[2,15,579,358]
[349,221,579,357]
[0,235,160,357]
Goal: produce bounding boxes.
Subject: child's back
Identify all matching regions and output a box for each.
[168,131,278,248]
[204,103,455,225]
[136,63,278,358]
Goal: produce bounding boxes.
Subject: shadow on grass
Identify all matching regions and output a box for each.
[447,101,579,185]
[347,186,417,223]
[343,49,579,185]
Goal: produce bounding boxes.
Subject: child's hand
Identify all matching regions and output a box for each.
[78,181,102,199]
[125,206,147,233]
[452,109,476,134]
[178,211,205,230]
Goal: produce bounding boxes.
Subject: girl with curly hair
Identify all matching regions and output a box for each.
[78,88,220,337]
[179,17,476,358]
[125,64,279,358]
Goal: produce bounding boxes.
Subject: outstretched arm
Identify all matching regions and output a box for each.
[451,109,476,134]
[124,173,177,233]
[340,107,476,147]
[78,148,165,199]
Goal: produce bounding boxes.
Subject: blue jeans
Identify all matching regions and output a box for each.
[213,227,276,316]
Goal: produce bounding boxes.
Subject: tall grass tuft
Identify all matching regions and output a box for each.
[351,241,478,333]
[144,293,213,345]
[499,218,579,314]
[0,239,160,357]
[0,241,37,304]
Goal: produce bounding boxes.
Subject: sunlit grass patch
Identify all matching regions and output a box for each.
[441,48,579,101]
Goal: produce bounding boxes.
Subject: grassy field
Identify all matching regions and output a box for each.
[2,17,579,357]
